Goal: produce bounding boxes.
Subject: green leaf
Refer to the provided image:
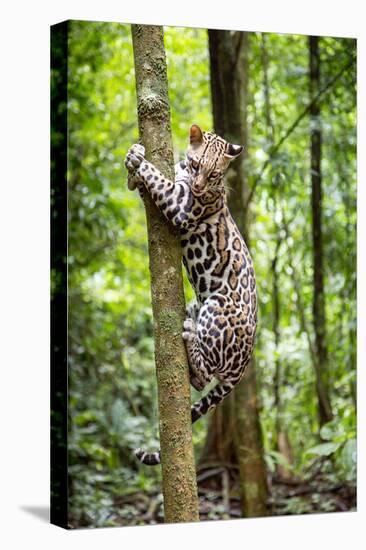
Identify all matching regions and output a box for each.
[339,438,357,481]
[306,441,341,457]
[319,420,344,441]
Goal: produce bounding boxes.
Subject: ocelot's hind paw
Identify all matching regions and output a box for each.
[190,373,205,392]
[182,318,196,342]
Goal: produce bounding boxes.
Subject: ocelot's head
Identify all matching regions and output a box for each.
[186,124,243,199]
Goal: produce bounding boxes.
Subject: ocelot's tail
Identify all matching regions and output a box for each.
[190,379,236,423]
[134,380,236,466]
[134,448,161,465]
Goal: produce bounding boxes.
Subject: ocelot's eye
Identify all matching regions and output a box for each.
[209,171,219,180]
[191,160,199,170]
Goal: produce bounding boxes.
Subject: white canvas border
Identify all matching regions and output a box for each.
[0,1,364,548]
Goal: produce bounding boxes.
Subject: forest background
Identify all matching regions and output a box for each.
[51,20,356,527]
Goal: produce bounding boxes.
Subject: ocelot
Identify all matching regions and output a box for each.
[124,125,257,465]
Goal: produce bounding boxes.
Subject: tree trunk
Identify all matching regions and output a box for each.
[130,24,199,523]
[271,238,294,480]
[309,36,333,428]
[234,360,268,516]
[261,34,293,480]
[338,158,357,410]
[199,396,237,465]
[206,29,268,517]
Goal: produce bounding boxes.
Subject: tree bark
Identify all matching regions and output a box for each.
[199,393,237,465]
[261,34,292,480]
[338,157,357,410]
[205,29,268,517]
[234,359,268,516]
[130,24,199,523]
[309,36,333,428]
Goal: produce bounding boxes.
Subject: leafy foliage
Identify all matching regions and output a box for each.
[248,32,356,475]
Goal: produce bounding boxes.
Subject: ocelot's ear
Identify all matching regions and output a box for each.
[190,124,203,145]
[225,143,243,160]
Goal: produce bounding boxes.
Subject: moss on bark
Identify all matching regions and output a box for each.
[130,24,199,523]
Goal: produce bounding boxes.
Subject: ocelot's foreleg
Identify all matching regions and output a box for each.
[125,144,197,228]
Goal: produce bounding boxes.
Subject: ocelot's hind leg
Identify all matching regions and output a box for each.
[186,300,200,323]
[182,318,212,391]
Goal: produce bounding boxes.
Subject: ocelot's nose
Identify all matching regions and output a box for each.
[192,185,206,196]
[192,178,206,196]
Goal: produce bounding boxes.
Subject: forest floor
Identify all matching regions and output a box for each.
[107,464,356,527]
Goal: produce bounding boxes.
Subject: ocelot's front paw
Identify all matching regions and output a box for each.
[125,144,145,173]
[125,144,146,191]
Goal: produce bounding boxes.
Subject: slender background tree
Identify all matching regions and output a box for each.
[309,35,333,428]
